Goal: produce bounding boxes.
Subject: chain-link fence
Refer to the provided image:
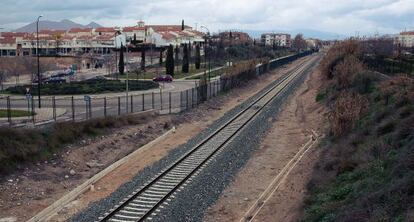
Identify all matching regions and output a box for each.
[0,51,313,127]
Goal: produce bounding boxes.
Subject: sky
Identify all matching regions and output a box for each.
[0,0,413,37]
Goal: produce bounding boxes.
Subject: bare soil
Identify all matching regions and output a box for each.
[0,57,309,222]
[203,66,327,222]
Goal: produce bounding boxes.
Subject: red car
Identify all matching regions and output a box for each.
[153,75,173,82]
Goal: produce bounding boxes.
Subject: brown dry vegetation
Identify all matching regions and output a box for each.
[303,41,414,221]
[0,115,151,175]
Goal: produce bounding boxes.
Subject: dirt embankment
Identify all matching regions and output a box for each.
[203,64,328,222]
[0,56,310,222]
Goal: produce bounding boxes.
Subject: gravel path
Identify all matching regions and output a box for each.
[71,57,318,222]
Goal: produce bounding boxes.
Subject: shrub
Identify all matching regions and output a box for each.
[328,92,368,136]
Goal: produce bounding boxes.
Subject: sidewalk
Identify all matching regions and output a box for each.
[178,66,225,80]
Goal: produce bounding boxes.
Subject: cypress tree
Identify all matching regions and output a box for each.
[166,45,174,76]
[182,43,189,73]
[159,49,163,65]
[181,19,185,31]
[119,43,125,75]
[175,45,180,72]
[195,44,201,69]
[141,49,146,71]
[133,33,137,43]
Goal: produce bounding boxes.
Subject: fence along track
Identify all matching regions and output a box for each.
[97,56,318,222]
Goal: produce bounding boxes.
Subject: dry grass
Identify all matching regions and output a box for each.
[0,115,147,175]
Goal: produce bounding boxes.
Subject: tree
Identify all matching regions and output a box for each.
[133,33,137,43]
[182,44,189,73]
[141,49,146,71]
[119,43,125,75]
[159,49,163,65]
[175,45,180,72]
[166,45,175,76]
[181,19,185,31]
[195,44,201,69]
[292,34,307,52]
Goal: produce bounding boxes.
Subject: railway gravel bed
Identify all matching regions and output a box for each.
[71,56,319,222]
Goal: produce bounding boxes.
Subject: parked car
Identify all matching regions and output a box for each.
[45,77,66,84]
[153,75,173,82]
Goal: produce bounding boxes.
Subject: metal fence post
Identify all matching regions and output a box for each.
[6,96,11,126]
[32,97,35,123]
[52,96,56,121]
[104,97,107,117]
[131,95,133,113]
[89,99,92,119]
[169,92,171,114]
[26,96,31,121]
[71,96,75,121]
[186,89,189,110]
[118,97,121,115]
[192,88,195,108]
[142,94,145,111]
[160,91,163,110]
[85,99,89,119]
[152,92,154,109]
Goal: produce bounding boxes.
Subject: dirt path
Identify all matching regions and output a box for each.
[0,57,311,222]
[203,66,327,222]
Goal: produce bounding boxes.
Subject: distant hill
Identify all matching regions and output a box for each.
[85,22,102,29]
[14,19,102,32]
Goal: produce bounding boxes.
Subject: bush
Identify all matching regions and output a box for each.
[4,79,159,95]
[0,115,146,175]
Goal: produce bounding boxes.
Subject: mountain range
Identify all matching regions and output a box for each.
[14,19,102,32]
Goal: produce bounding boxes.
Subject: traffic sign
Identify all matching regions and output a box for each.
[84,95,91,101]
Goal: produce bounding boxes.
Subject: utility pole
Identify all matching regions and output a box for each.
[200,26,210,81]
[36,15,43,108]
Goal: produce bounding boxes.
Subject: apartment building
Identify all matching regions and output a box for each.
[0,21,205,57]
[396,31,414,48]
[218,31,252,45]
[261,33,291,47]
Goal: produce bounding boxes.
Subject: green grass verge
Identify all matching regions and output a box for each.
[0,109,35,118]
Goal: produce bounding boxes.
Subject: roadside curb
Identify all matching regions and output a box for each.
[27,126,177,222]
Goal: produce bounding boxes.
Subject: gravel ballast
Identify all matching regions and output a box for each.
[71,56,318,222]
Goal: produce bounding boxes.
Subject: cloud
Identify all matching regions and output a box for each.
[0,0,413,36]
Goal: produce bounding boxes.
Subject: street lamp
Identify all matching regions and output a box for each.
[36,15,43,108]
[200,26,211,81]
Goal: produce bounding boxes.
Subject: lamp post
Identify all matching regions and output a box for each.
[36,15,43,108]
[200,26,211,81]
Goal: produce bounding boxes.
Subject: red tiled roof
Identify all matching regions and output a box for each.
[95,27,116,33]
[0,37,16,44]
[401,31,414,35]
[123,26,146,32]
[148,25,191,32]
[76,35,93,40]
[68,28,93,33]
[160,32,176,40]
[1,32,28,38]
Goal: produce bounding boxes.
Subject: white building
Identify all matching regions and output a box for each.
[261,33,291,47]
[396,31,414,48]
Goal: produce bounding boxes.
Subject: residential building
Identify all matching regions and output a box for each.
[261,33,291,47]
[0,21,205,57]
[396,31,414,48]
[218,31,252,45]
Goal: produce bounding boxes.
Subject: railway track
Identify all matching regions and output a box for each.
[97,55,319,222]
